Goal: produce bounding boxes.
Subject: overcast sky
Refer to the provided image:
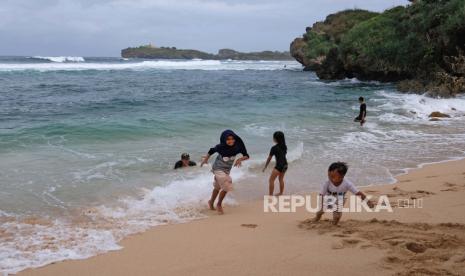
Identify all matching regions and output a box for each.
[0,0,409,57]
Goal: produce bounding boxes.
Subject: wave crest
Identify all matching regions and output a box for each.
[0,59,300,72]
[31,56,86,63]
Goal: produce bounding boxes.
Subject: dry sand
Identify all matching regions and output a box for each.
[20,159,465,276]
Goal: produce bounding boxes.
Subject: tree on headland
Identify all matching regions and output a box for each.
[290,0,465,97]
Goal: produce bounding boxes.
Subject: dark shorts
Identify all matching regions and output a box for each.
[275,164,288,173]
[354,116,366,123]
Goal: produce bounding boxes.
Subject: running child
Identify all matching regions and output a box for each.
[201,130,249,214]
[262,131,288,196]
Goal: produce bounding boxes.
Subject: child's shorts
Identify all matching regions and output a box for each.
[213,170,233,192]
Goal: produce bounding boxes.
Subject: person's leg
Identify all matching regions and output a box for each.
[216,191,228,215]
[332,196,345,225]
[332,212,342,225]
[314,209,324,222]
[215,172,233,215]
[314,195,324,222]
[209,173,221,210]
[209,188,219,210]
[277,171,286,196]
[268,169,279,196]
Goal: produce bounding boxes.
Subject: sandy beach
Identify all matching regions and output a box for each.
[19,158,465,276]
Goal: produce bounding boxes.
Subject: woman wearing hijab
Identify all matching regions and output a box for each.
[201,130,249,214]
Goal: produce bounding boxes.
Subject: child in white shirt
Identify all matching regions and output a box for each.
[314,162,373,225]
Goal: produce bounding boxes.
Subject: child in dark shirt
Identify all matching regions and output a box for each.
[263,131,288,196]
[354,97,367,126]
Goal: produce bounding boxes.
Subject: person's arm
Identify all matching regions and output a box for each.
[234,144,250,167]
[348,181,373,208]
[174,161,181,170]
[201,146,217,167]
[262,155,272,172]
[234,155,249,167]
[201,154,210,167]
[355,191,374,208]
[318,182,329,211]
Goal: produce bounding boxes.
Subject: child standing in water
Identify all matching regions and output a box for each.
[262,131,288,196]
[201,130,249,214]
[354,96,367,126]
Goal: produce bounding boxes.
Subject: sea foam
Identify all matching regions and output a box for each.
[31,56,86,63]
[0,59,301,72]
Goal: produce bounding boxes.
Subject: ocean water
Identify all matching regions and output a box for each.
[1,56,465,274]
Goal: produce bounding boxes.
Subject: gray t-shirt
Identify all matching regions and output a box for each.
[212,154,236,174]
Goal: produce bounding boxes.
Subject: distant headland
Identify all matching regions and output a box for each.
[290,0,465,97]
[121,44,293,61]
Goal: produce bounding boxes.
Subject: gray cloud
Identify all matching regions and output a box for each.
[0,0,409,57]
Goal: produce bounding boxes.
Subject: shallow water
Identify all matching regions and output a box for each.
[1,56,465,274]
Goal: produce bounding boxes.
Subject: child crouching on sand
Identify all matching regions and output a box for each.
[314,162,373,225]
[201,130,249,214]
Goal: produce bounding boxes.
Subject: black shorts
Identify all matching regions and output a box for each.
[354,116,366,123]
[275,164,288,173]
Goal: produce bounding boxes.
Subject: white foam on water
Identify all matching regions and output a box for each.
[0,217,121,275]
[0,60,301,72]
[31,56,86,63]
[375,90,465,121]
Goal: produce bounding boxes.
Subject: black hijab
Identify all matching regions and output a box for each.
[208,129,249,158]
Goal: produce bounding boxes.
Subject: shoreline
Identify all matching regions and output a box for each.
[19,158,465,275]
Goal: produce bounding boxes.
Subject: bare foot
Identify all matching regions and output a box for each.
[208,200,215,210]
[217,204,224,215]
[275,193,283,196]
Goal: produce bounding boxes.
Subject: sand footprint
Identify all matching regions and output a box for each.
[441,182,459,192]
[241,224,258,229]
[300,218,465,275]
[342,239,362,248]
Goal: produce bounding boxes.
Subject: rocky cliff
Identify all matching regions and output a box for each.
[290,0,465,97]
[121,46,292,61]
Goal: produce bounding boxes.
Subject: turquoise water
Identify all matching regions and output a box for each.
[1,56,465,273]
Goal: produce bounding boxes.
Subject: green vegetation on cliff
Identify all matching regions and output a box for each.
[304,10,378,61]
[291,10,377,70]
[122,45,292,61]
[122,45,215,59]
[290,0,465,97]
